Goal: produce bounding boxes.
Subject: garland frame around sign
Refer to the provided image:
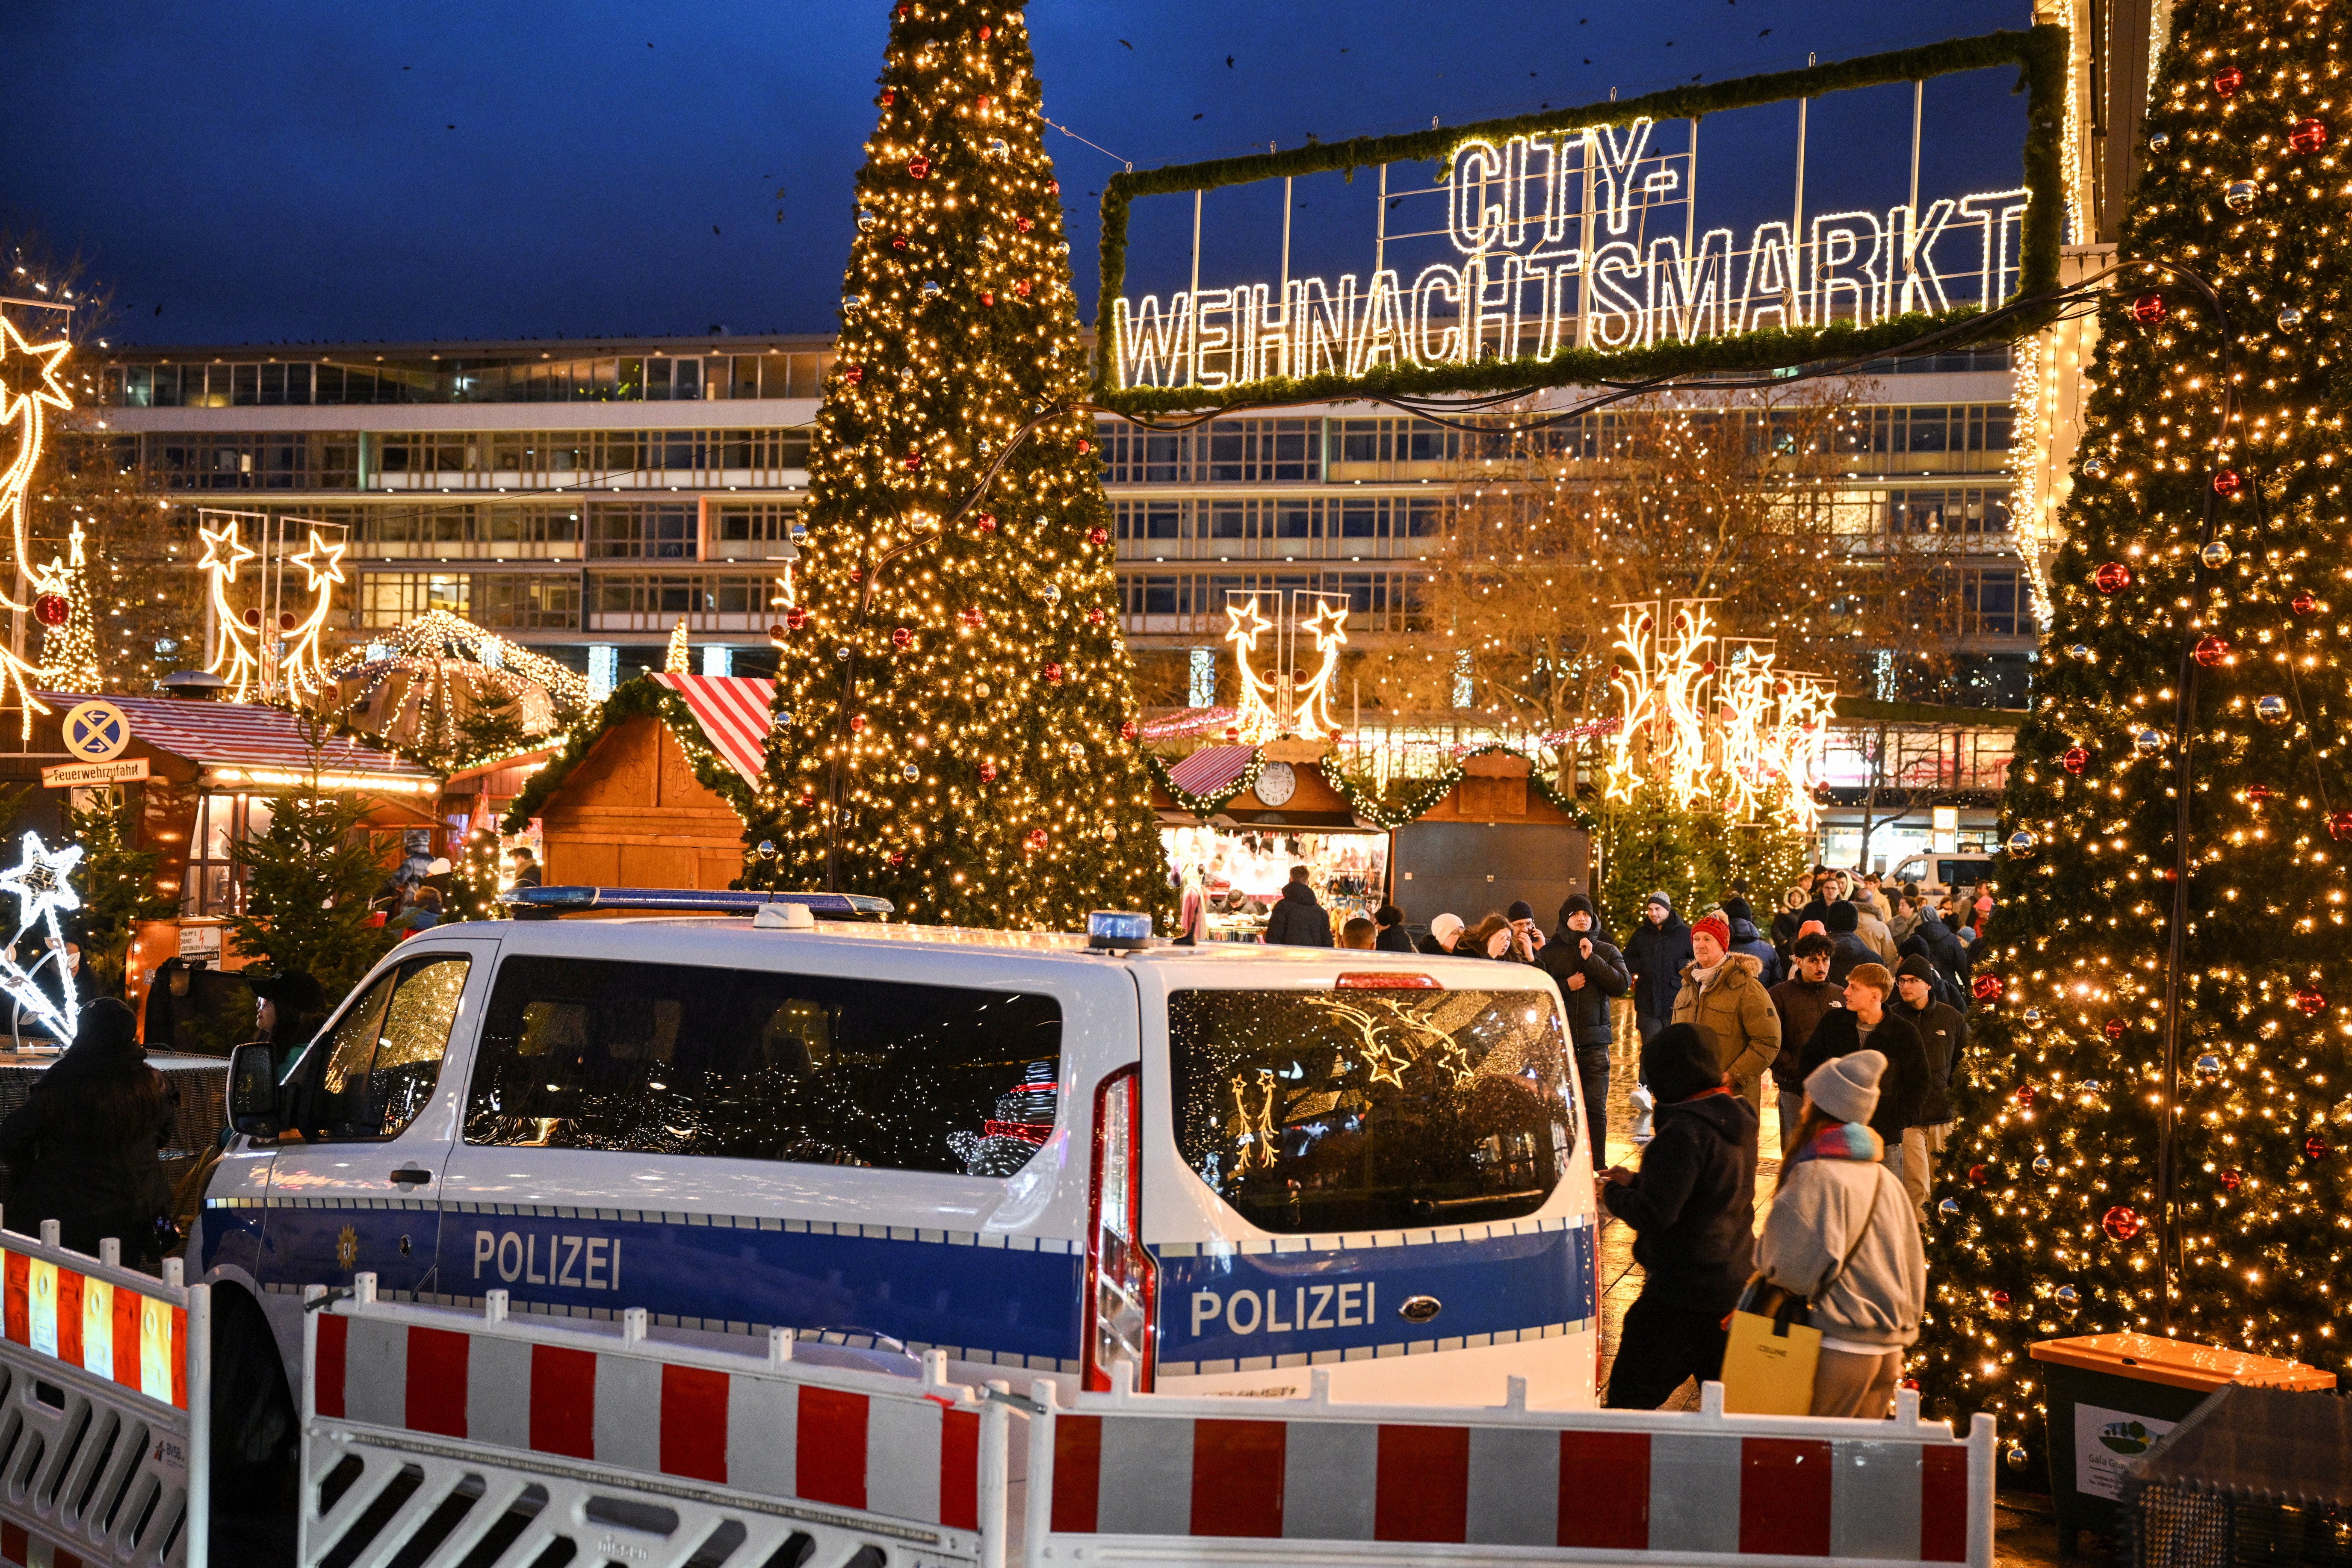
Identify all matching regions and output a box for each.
[1090,26,2067,415]
[1149,745,1596,833]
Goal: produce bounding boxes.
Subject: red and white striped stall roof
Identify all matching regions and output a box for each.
[1165,744,1260,800]
[42,694,437,785]
[653,673,778,786]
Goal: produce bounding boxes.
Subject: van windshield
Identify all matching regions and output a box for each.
[1168,987,1574,1234]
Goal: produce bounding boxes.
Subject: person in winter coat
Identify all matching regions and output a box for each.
[1624,892,1693,1046]
[1905,900,1971,983]
[1851,895,1898,965]
[1418,912,1466,955]
[1262,867,1333,947]
[1890,954,1968,1216]
[1821,901,1878,986]
[1768,932,1846,1156]
[1795,963,1927,1184]
[248,969,329,1077]
[1669,913,1782,1108]
[1372,904,1417,954]
[1719,895,1782,989]
[1755,1051,1927,1418]
[1598,1022,1758,1408]
[1539,893,1629,1168]
[0,999,180,1273]
[1770,886,1808,965]
[1464,912,1534,963]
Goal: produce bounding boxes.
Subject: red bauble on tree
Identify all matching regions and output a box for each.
[1087,526,1109,545]
[2193,635,2230,666]
[2212,469,2243,496]
[891,626,914,650]
[1118,719,1138,741]
[2246,783,2277,803]
[2219,1168,2243,1193]
[2289,118,2330,154]
[907,155,931,179]
[978,761,998,783]
[2093,561,2133,594]
[2211,65,2243,96]
[1087,607,1105,625]
[785,606,808,631]
[2306,1134,2333,1161]
[2129,294,2168,323]
[1022,827,1049,854]
[841,364,864,384]
[2293,987,2327,1015]
[1967,1164,1991,1187]
[849,714,868,734]
[903,451,923,471]
[2062,745,2091,774]
[32,594,67,629]
[2102,1206,2144,1241]
[1042,661,1064,685]
[2104,1018,2129,1041]
[2328,810,2352,840]
[2292,590,2318,615]
[973,511,997,533]
[1973,974,2005,1002]
[2016,1085,2039,1107]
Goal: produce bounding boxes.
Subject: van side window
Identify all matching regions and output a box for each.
[462,957,1063,1175]
[290,956,470,1140]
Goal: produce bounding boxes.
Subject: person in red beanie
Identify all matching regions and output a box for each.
[1669,910,1782,1110]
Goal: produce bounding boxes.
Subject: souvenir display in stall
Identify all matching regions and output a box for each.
[1160,825,1387,942]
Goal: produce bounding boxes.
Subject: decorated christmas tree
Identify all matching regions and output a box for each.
[744,0,1167,929]
[33,520,101,691]
[1923,0,2351,1465]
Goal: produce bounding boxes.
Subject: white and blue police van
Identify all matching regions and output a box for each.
[198,889,1600,1415]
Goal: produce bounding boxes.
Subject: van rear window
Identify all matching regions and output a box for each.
[464,957,1062,1175]
[1168,987,1575,1234]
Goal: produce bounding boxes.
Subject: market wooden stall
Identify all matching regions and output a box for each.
[501,673,771,890]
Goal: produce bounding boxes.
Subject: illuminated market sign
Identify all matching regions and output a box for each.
[1090,30,2066,409]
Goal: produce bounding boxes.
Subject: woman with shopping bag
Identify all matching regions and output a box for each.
[1745,1050,1926,1417]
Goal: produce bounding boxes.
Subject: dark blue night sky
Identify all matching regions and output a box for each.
[4,0,2030,346]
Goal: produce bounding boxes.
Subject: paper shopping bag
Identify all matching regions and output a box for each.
[1720,1282,1820,1415]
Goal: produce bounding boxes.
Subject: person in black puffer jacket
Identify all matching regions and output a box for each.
[0,999,180,1273]
[1623,892,1693,1045]
[1537,893,1628,1167]
[1598,1022,1760,1409]
[1260,868,1332,947]
[1719,895,1782,989]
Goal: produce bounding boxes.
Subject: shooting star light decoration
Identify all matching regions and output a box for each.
[0,832,82,1039]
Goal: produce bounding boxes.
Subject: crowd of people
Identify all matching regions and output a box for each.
[1259,859,1990,1418]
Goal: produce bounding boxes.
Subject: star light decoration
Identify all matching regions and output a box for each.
[197,513,346,702]
[198,515,263,699]
[0,832,83,1040]
[1220,591,1351,744]
[0,318,76,738]
[1602,599,1835,828]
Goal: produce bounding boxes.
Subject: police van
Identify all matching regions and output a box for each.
[198,889,1600,1418]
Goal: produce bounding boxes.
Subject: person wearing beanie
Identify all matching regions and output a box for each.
[0,999,181,1272]
[1598,1023,1759,1409]
[1769,931,1846,1157]
[1755,1050,1926,1418]
[1539,892,1627,1166]
[1418,911,1466,956]
[1624,891,1693,1047]
[1718,895,1782,988]
[1890,954,1968,1216]
[1821,899,1877,987]
[1669,912,1781,1110]
[1794,962,1927,1182]
[1504,900,1544,959]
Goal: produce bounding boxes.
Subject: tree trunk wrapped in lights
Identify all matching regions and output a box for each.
[743,0,1166,929]
[1921,0,2351,1467]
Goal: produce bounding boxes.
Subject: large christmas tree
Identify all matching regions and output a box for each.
[1924,0,2351,1462]
[744,1,1167,929]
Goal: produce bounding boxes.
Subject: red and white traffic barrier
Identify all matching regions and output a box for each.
[0,1218,211,1568]
[1024,1372,1992,1568]
[302,1278,1009,1568]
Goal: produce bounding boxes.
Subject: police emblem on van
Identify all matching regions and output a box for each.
[1398,1294,1443,1324]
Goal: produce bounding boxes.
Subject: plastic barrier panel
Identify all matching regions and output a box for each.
[0,1220,210,1568]
[302,1276,1009,1568]
[1022,1373,1993,1568]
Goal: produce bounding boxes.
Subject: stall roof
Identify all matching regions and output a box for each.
[41,694,440,793]
[1166,744,1259,798]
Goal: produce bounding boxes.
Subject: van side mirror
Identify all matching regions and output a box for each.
[228,1044,281,1139]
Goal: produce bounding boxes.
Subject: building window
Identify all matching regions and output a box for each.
[477,575,581,631]
[588,503,697,559]
[184,793,274,916]
[360,573,470,626]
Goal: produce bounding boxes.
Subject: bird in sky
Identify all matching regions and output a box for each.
[1118,38,1132,49]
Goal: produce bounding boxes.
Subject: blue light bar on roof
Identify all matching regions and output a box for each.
[499,886,893,919]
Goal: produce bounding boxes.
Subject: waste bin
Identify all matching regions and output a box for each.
[2028,1332,2336,1554]
[2120,1384,2352,1568]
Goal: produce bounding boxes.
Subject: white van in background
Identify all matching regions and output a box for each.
[198,893,1601,1419]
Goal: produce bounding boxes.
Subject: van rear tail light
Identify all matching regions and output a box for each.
[1083,1064,1156,1392]
[1336,972,1443,989]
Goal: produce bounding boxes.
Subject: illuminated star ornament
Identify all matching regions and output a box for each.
[0,832,84,1039]
[198,514,263,700]
[0,316,73,572]
[278,529,348,697]
[1290,595,1351,739]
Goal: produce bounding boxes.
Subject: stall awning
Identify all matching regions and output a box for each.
[651,673,777,786]
[42,694,439,794]
[1166,744,1259,798]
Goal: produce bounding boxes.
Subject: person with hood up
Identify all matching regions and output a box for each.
[1538,893,1628,1167]
[1821,901,1878,986]
[1903,895,1971,985]
[1261,865,1333,947]
[1624,892,1693,1047]
[1794,963,1927,1184]
[1850,889,1898,965]
[1670,912,1782,1108]
[0,999,180,1272]
[1718,896,1782,988]
[1770,886,1808,965]
[1598,1022,1759,1408]
[1890,954,1968,1215]
[1418,912,1466,956]
[1754,1051,1927,1417]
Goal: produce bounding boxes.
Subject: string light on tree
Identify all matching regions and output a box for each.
[741,0,1165,930]
[1922,0,2352,1470]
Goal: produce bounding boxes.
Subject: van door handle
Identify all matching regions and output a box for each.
[389,1168,433,1186]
